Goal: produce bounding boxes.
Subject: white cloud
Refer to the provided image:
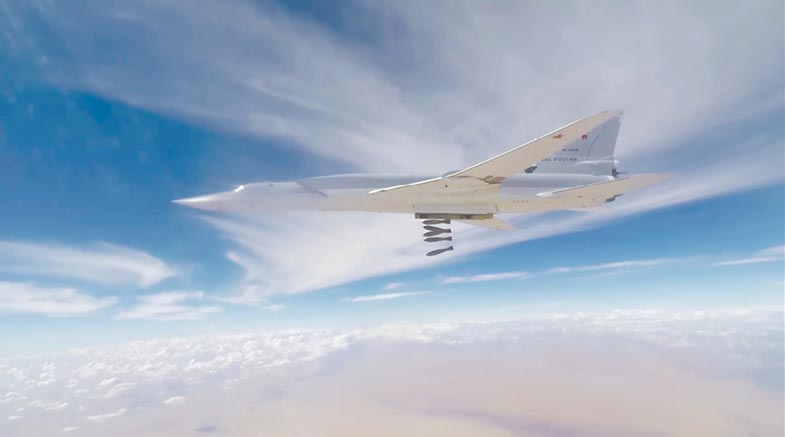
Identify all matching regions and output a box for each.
[0,242,176,287]
[62,426,79,433]
[346,291,429,302]
[204,213,438,298]
[85,408,127,423]
[715,245,785,266]
[715,257,782,267]
[547,258,677,274]
[163,396,186,405]
[46,403,67,411]
[0,307,781,435]
[210,284,284,310]
[0,282,116,316]
[437,257,678,284]
[383,282,404,291]
[441,271,531,284]
[759,245,785,257]
[2,1,782,298]
[92,382,137,400]
[30,400,68,411]
[98,378,117,387]
[114,291,221,321]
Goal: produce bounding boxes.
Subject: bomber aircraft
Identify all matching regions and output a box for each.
[174,111,664,256]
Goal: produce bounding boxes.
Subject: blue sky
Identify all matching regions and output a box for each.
[0,0,783,356]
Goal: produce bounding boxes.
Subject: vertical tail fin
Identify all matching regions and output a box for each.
[534,112,622,176]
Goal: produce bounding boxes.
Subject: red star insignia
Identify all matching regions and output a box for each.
[581,134,589,140]
[552,133,563,139]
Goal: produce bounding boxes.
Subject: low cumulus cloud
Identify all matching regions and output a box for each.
[0,308,781,436]
[85,409,127,423]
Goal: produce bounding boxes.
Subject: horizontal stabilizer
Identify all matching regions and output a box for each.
[537,174,667,200]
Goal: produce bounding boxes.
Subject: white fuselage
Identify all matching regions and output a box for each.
[175,173,614,215]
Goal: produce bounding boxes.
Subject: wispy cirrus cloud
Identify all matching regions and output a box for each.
[434,257,674,285]
[0,282,116,316]
[115,291,221,321]
[0,241,176,287]
[345,291,428,303]
[547,258,678,274]
[435,246,781,285]
[210,290,286,312]
[715,245,785,267]
[760,246,785,257]
[716,257,782,267]
[441,272,531,284]
[2,0,781,299]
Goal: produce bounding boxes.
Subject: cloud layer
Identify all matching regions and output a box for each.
[0,307,781,436]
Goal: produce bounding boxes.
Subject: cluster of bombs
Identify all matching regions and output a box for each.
[422,219,454,256]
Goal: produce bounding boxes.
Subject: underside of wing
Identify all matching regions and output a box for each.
[456,217,515,231]
[369,173,495,196]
